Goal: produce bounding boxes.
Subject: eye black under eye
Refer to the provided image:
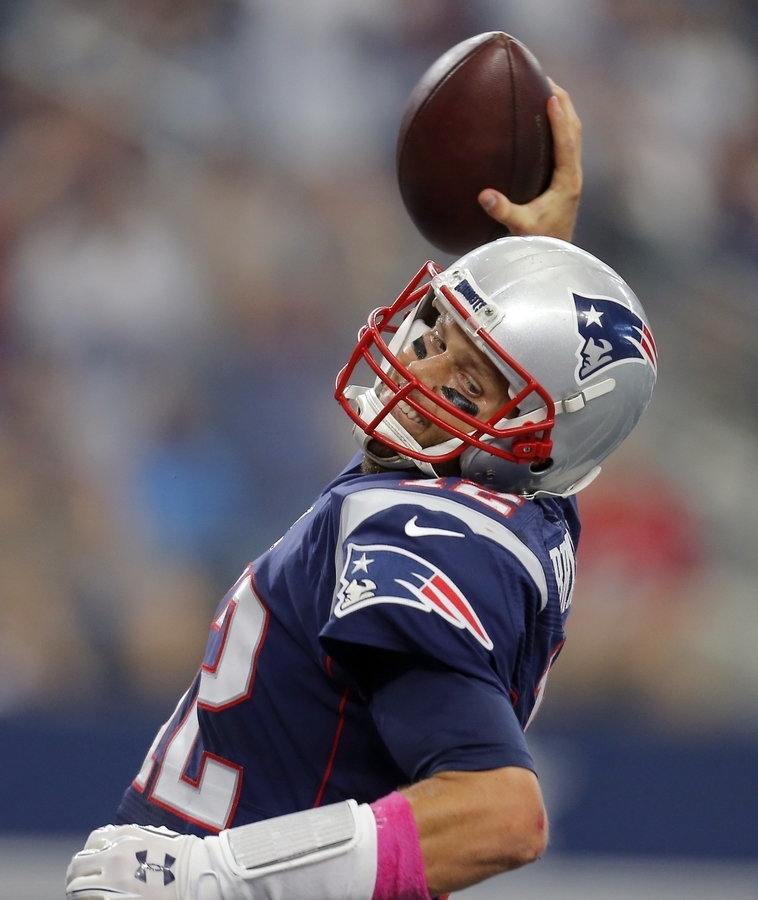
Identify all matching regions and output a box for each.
[441,386,479,417]
[411,336,427,359]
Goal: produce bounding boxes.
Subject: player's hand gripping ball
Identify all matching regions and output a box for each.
[65,824,217,900]
[397,31,554,254]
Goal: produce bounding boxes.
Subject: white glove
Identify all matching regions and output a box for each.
[66,802,377,900]
[65,824,223,900]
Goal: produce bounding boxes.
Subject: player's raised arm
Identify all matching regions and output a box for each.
[478,80,583,242]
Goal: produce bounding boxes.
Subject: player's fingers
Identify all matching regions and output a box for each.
[66,841,145,900]
[66,854,104,886]
[546,80,582,168]
[548,79,582,133]
[65,882,114,900]
[547,96,582,184]
[81,824,124,851]
[543,110,582,222]
[65,866,113,900]
[65,879,110,900]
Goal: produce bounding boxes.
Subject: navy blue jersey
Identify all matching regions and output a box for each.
[117,454,579,836]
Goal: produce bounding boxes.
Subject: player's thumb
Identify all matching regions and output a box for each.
[479,189,516,228]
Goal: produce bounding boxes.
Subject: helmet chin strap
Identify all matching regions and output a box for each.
[347,386,462,476]
[520,465,602,499]
[351,306,464,475]
[560,465,602,496]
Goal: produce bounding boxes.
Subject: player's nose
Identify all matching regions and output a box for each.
[405,349,451,393]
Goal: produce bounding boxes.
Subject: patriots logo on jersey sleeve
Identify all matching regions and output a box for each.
[334,542,493,650]
[573,293,658,383]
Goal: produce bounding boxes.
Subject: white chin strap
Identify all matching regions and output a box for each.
[558,465,602,497]
[345,385,462,476]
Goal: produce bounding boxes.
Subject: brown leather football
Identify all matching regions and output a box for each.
[397,32,554,256]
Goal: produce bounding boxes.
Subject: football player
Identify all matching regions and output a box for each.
[65,86,654,900]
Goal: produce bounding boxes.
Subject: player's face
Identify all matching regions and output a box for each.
[378,311,511,448]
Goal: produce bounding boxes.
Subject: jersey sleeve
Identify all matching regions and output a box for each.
[319,490,543,697]
[367,654,535,779]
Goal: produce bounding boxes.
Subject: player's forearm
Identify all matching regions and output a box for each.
[401,767,548,895]
[67,797,423,900]
[66,769,547,900]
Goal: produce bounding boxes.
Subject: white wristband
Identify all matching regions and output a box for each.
[204,800,378,900]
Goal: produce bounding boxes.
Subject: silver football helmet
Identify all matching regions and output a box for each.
[336,235,657,497]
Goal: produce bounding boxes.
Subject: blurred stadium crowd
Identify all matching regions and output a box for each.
[0,0,757,738]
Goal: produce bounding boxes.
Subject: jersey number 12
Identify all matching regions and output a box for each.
[133,565,268,831]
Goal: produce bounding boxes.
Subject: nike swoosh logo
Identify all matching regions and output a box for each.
[404,516,465,539]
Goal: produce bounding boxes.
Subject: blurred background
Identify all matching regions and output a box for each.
[0,0,756,897]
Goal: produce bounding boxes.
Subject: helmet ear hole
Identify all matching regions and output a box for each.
[530,457,554,474]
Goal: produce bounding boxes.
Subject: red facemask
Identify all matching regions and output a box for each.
[334,261,555,467]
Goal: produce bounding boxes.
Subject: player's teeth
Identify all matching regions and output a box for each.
[398,400,423,423]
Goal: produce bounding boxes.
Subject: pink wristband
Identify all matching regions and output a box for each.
[370,792,431,900]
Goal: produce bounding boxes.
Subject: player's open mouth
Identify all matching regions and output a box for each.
[378,380,430,432]
[394,398,428,428]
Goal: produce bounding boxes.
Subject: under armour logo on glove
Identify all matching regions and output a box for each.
[65,823,217,899]
[135,850,177,886]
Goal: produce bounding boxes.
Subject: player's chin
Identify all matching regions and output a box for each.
[403,405,464,447]
[410,419,460,450]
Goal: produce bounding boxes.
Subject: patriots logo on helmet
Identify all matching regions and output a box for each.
[334,543,493,650]
[572,292,657,383]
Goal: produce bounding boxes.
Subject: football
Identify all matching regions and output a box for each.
[396,32,554,255]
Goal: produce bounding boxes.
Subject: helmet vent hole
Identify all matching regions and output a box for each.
[530,458,554,474]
